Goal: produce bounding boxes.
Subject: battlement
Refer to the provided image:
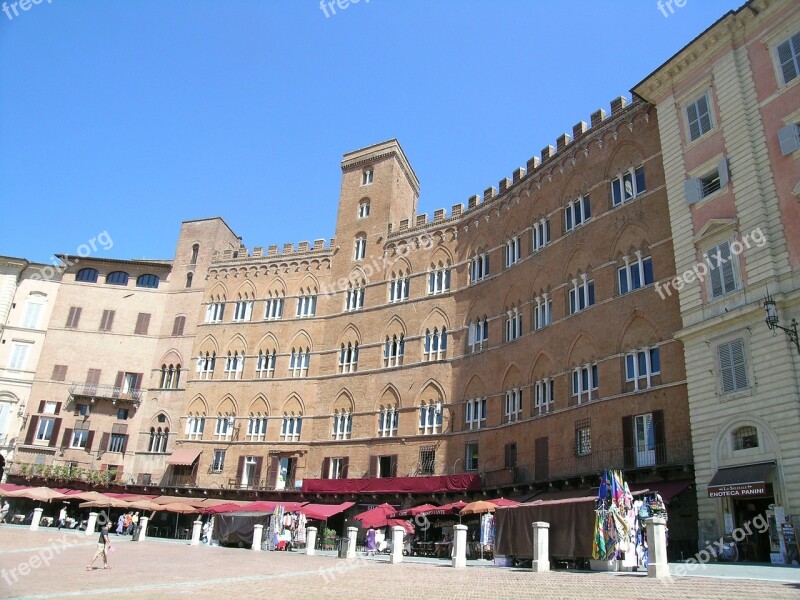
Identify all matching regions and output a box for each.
[385,95,641,239]
[211,237,335,264]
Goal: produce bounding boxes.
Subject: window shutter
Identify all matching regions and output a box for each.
[369,455,378,478]
[86,369,101,385]
[55,402,62,414]
[687,101,700,139]
[49,418,62,447]
[731,339,748,390]
[777,39,797,83]
[135,373,144,390]
[390,455,398,478]
[341,457,349,479]
[99,432,110,454]
[236,456,246,484]
[121,434,129,455]
[253,457,263,485]
[778,123,800,155]
[718,343,735,393]
[267,457,280,488]
[622,415,634,468]
[321,457,330,479]
[38,401,46,413]
[135,313,151,335]
[114,371,124,390]
[718,156,730,188]
[25,416,39,445]
[652,410,666,465]
[85,431,95,452]
[684,178,702,205]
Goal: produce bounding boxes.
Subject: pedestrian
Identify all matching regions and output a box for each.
[116,514,125,535]
[86,522,112,571]
[124,512,133,535]
[365,527,377,556]
[0,500,9,524]
[57,505,68,530]
[201,520,210,543]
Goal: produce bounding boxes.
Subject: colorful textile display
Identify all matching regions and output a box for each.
[592,469,633,561]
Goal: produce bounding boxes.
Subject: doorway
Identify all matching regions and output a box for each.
[733,497,774,562]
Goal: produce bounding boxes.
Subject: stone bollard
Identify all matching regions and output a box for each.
[191,519,203,546]
[346,526,358,559]
[645,517,669,579]
[306,526,317,555]
[139,516,149,541]
[252,523,263,551]
[390,526,405,564]
[85,512,99,536]
[30,507,43,531]
[531,521,550,572]
[452,524,468,569]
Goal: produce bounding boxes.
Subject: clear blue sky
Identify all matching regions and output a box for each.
[1,0,743,263]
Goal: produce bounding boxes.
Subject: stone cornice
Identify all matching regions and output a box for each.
[632,0,772,103]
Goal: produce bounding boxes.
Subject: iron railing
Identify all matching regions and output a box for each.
[68,383,142,405]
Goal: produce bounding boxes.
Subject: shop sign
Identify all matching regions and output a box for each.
[708,483,766,498]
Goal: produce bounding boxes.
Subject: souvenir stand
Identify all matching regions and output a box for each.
[591,469,667,571]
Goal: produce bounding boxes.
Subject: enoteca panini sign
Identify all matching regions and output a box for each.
[707,462,775,499]
[708,483,767,498]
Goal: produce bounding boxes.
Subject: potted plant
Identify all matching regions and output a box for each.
[323,527,337,550]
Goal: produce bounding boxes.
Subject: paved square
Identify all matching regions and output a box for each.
[2,527,799,599]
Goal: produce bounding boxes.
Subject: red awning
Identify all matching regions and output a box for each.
[165,448,202,466]
[0,483,29,493]
[301,502,355,520]
[643,480,693,502]
[302,474,481,495]
[391,503,438,518]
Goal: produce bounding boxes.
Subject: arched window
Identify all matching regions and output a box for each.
[378,405,398,437]
[280,413,303,442]
[332,410,352,440]
[106,271,129,286]
[468,317,488,353]
[354,236,366,260]
[339,342,359,374]
[148,427,158,452]
[358,200,370,218]
[136,274,160,288]
[384,334,405,367]
[256,350,276,378]
[76,268,99,283]
[733,426,759,450]
[190,244,199,265]
[419,400,443,435]
[197,352,215,380]
[424,327,447,361]
[185,273,193,288]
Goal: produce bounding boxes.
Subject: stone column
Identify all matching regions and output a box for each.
[30,507,43,531]
[452,524,468,569]
[390,526,405,564]
[346,526,358,559]
[645,517,669,579]
[531,521,550,572]
[139,516,149,541]
[85,512,98,536]
[191,519,203,546]
[306,526,317,555]
[252,523,264,551]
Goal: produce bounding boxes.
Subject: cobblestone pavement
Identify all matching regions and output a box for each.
[1,527,799,600]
